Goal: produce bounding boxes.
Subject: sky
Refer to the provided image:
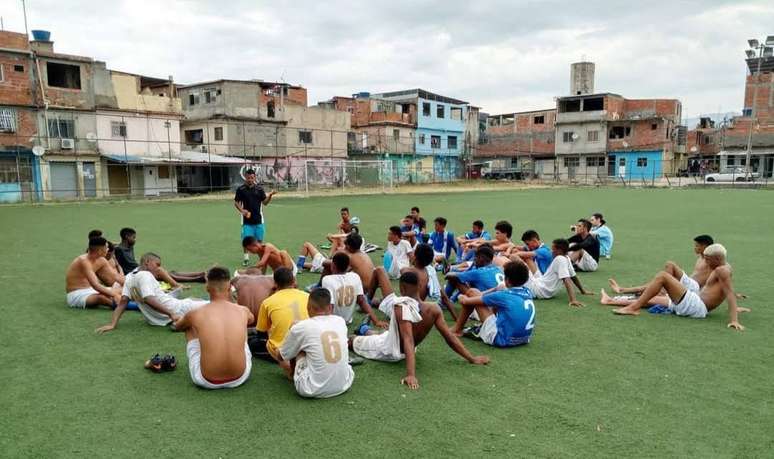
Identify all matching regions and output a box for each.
[2,0,773,118]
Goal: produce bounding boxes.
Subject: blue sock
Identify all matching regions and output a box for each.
[296,256,306,269]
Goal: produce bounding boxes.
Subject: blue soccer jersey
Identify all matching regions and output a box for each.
[533,244,554,274]
[465,230,491,241]
[482,287,535,347]
[429,230,458,258]
[455,264,504,290]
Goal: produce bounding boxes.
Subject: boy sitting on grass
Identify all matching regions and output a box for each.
[351,271,489,390]
[173,266,254,390]
[279,288,355,398]
[455,261,535,347]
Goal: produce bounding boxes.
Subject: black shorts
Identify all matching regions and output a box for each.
[247,330,276,363]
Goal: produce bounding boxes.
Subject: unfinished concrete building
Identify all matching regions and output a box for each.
[478,109,557,178]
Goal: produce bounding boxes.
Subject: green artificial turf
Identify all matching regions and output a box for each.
[1,188,772,458]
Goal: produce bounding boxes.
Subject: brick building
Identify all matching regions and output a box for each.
[478,108,557,177]
[0,31,41,202]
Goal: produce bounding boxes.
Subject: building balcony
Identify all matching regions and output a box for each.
[556,110,607,124]
[368,112,414,126]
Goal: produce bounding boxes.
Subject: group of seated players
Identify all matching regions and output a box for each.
[65,206,748,397]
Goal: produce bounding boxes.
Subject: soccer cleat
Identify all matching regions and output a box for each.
[144,354,164,373]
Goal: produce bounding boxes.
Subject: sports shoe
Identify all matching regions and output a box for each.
[355,323,371,336]
[462,325,481,339]
[348,355,365,366]
[242,258,250,267]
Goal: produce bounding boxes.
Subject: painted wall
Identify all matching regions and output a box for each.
[96,110,182,157]
[111,73,181,113]
[607,150,663,180]
[415,97,466,156]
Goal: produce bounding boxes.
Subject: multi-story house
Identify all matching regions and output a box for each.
[554,62,684,181]
[0,30,41,202]
[178,79,350,189]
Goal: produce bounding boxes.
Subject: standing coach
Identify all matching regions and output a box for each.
[235,169,276,266]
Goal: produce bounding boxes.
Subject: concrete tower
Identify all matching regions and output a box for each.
[570,62,595,95]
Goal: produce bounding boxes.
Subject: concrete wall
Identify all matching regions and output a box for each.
[285,105,349,158]
[351,125,415,155]
[111,72,181,113]
[96,110,182,157]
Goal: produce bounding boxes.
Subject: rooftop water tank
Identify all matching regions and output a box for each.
[31,30,51,41]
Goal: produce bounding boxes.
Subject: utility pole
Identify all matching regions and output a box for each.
[744,46,763,176]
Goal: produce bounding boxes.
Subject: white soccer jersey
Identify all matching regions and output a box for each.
[527,255,575,299]
[122,270,181,326]
[322,272,364,324]
[279,315,354,398]
[387,240,413,278]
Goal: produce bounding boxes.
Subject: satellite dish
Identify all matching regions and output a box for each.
[571,133,579,140]
[622,141,630,148]
[32,146,46,156]
[86,132,98,143]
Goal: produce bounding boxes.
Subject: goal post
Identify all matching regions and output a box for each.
[302,159,393,195]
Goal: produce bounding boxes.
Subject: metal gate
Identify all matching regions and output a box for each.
[50,162,78,199]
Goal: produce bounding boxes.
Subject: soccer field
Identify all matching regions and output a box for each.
[1,188,772,458]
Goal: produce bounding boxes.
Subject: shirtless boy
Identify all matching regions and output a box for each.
[351,271,489,390]
[610,244,748,330]
[65,237,122,308]
[608,234,715,295]
[241,236,296,276]
[173,266,254,389]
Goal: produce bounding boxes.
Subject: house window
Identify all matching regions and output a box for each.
[450,107,462,120]
[562,131,575,143]
[419,134,426,145]
[586,156,604,167]
[205,91,212,104]
[46,62,81,89]
[727,156,735,166]
[157,165,170,179]
[184,129,204,144]
[299,130,313,144]
[563,157,580,167]
[448,136,458,149]
[422,102,430,116]
[534,115,545,124]
[214,127,224,141]
[393,129,400,141]
[188,93,201,106]
[609,126,631,139]
[431,135,441,148]
[47,118,75,138]
[637,157,648,167]
[437,105,445,119]
[14,64,24,73]
[267,101,275,118]
[110,121,127,138]
[651,123,658,130]
[587,130,599,142]
[0,108,17,132]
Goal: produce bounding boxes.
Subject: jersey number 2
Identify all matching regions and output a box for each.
[524,299,536,330]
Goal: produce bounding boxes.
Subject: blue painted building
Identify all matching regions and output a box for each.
[0,149,43,203]
[607,150,663,180]
[372,89,469,180]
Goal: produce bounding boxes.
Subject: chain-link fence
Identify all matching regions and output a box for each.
[1,122,773,203]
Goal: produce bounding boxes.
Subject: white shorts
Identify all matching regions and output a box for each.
[66,287,100,308]
[680,273,700,294]
[525,271,553,299]
[669,290,708,319]
[355,294,404,362]
[310,253,326,273]
[186,338,252,389]
[478,314,498,345]
[172,299,208,317]
[575,251,598,272]
[294,355,354,399]
[292,263,299,277]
